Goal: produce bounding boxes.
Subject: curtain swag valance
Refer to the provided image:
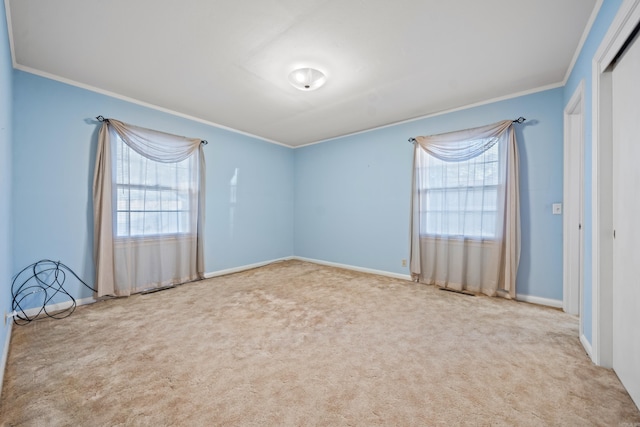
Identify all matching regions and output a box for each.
[413,120,512,162]
[101,118,204,162]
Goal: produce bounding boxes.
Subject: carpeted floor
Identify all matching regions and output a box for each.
[1,260,639,426]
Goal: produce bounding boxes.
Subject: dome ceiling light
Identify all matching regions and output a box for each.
[288,67,327,91]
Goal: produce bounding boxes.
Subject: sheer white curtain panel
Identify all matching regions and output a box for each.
[409,120,520,298]
[93,119,206,297]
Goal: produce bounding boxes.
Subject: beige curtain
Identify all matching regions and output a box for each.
[93,119,206,297]
[409,120,520,298]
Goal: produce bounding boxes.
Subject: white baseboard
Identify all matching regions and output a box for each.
[204,257,294,279]
[8,296,97,321]
[515,294,563,309]
[0,320,13,401]
[580,333,594,360]
[292,256,413,281]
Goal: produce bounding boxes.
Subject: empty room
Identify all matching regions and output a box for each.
[1,0,640,425]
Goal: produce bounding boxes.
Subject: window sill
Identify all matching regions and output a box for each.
[115,233,195,246]
[419,235,501,251]
[419,234,499,243]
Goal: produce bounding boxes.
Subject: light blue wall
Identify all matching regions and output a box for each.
[295,88,565,300]
[0,1,13,371]
[563,0,623,344]
[294,125,412,275]
[12,71,294,306]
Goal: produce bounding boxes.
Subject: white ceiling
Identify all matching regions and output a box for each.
[6,0,598,147]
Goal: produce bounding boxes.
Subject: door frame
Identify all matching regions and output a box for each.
[592,0,640,367]
[563,81,584,320]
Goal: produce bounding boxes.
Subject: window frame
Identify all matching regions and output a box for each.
[113,136,197,241]
[417,142,502,241]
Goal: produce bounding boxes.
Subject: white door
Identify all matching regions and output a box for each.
[612,29,640,409]
[563,85,584,317]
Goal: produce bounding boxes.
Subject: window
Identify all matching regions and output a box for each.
[419,142,501,239]
[115,136,196,238]
[410,119,520,297]
[94,118,205,297]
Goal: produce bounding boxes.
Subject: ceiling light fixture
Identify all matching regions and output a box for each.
[288,67,327,91]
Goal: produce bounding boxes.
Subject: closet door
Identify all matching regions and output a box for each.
[612,29,640,409]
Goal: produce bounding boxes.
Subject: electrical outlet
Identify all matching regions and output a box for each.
[402,259,407,267]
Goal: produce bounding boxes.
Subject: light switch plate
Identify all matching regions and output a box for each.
[552,203,562,215]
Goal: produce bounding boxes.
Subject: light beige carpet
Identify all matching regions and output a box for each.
[1,260,639,426]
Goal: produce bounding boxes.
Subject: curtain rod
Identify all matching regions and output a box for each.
[407,117,526,144]
[96,116,208,145]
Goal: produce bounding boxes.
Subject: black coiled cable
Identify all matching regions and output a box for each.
[11,260,96,325]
